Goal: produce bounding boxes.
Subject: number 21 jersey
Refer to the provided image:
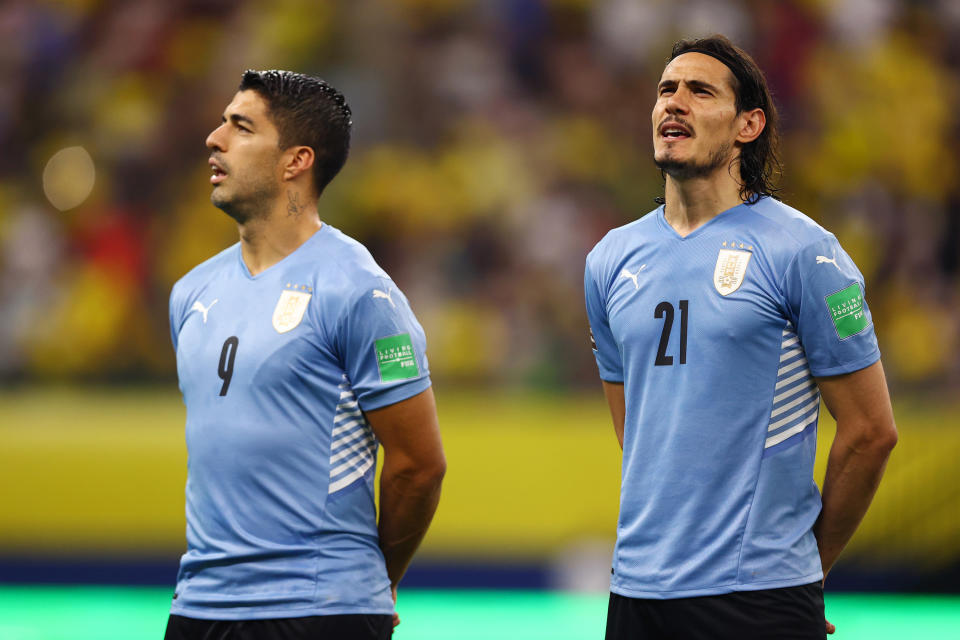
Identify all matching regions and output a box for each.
[584,197,880,599]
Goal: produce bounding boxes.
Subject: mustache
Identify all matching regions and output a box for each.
[659,117,694,135]
[210,154,229,173]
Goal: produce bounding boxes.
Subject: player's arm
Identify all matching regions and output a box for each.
[366,386,446,592]
[602,381,626,450]
[813,360,897,579]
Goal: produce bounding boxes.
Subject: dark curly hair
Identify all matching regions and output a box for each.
[657,35,782,205]
[239,69,353,196]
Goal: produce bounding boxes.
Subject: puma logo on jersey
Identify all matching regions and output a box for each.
[372,288,396,308]
[816,253,842,272]
[620,265,647,290]
[190,299,218,324]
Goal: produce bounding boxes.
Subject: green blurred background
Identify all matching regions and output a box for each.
[2,0,960,636]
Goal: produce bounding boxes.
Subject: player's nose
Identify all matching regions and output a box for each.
[663,88,690,115]
[206,124,226,151]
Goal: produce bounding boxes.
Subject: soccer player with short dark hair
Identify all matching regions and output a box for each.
[164,70,445,640]
[584,36,897,639]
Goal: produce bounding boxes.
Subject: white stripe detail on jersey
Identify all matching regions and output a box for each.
[777,356,808,377]
[775,369,810,390]
[770,387,819,418]
[328,457,376,493]
[768,396,820,431]
[332,427,369,450]
[330,434,375,465]
[331,448,374,476]
[331,418,362,437]
[773,378,816,405]
[334,408,362,423]
[779,348,803,363]
[329,374,377,495]
[766,323,820,450]
[766,411,819,448]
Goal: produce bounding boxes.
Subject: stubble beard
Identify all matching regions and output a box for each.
[655,140,733,181]
[211,175,280,225]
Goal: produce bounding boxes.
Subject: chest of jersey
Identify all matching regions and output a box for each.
[177,282,330,398]
[605,233,785,376]
[173,264,350,467]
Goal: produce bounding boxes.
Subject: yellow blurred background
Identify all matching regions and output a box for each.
[1,0,959,591]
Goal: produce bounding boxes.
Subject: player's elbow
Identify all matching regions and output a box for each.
[845,417,898,458]
[420,452,446,487]
[875,422,898,455]
[386,450,446,490]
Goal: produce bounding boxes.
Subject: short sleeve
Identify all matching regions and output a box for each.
[781,235,880,377]
[337,279,432,411]
[169,281,187,352]
[585,258,624,382]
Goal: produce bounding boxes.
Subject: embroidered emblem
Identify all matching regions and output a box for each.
[713,249,752,296]
[272,289,312,333]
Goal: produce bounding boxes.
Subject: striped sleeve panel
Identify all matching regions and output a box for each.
[328,375,377,494]
[764,323,820,455]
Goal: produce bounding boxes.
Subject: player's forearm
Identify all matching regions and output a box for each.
[814,423,896,577]
[378,459,445,587]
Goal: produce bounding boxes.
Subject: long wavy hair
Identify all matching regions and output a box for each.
[657,35,782,205]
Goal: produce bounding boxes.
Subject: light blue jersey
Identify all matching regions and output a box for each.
[585,197,880,599]
[168,225,431,620]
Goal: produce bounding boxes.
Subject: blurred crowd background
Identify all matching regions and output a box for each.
[2,0,960,595]
[2,0,960,392]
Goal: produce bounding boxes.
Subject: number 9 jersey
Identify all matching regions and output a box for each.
[168,225,431,620]
[584,197,880,599]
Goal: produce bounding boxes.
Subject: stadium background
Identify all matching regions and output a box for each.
[1,0,959,637]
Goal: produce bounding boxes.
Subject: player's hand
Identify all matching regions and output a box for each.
[392,585,401,628]
[821,577,835,634]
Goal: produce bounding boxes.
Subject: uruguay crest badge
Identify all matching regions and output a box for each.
[713,249,752,296]
[272,289,312,333]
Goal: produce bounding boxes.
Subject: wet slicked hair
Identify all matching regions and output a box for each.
[239,69,352,196]
[667,35,782,204]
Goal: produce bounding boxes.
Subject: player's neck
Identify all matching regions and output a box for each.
[662,172,744,238]
[238,188,322,276]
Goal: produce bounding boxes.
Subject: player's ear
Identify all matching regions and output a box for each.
[281,146,315,182]
[735,108,765,144]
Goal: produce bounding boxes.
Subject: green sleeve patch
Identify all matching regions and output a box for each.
[825,283,869,339]
[375,333,420,382]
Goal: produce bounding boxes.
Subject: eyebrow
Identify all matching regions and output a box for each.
[658,78,723,94]
[222,113,256,128]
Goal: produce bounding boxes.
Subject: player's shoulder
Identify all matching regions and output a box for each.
[587,206,661,267]
[171,242,239,300]
[743,197,836,251]
[309,224,390,290]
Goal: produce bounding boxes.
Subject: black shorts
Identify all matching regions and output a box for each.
[164,613,394,640]
[605,582,826,640]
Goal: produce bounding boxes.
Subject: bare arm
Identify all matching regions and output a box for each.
[602,381,626,450]
[365,386,446,592]
[814,360,897,579]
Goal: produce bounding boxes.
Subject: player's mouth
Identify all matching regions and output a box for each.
[209,158,228,185]
[659,120,692,141]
